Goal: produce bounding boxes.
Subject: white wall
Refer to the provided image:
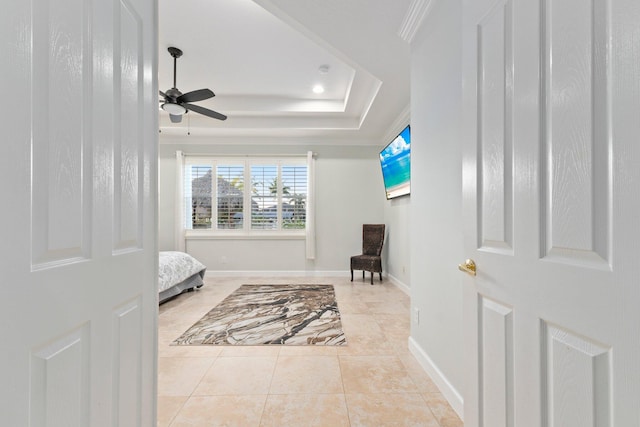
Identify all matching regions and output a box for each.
[158,154,177,251]
[158,141,386,274]
[383,194,411,289]
[408,0,465,415]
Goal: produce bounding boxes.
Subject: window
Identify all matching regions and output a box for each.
[186,165,212,229]
[183,157,308,235]
[250,165,278,229]
[217,164,244,229]
[281,165,307,229]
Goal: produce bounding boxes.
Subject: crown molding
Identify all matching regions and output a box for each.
[398,0,436,43]
[381,104,411,145]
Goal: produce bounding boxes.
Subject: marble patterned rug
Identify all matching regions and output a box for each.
[172,284,346,346]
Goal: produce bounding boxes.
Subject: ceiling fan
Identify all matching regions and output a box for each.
[159,47,227,123]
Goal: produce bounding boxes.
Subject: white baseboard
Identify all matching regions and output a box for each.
[204,270,348,278]
[205,270,410,295]
[408,336,464,420]
[386,273,410,295]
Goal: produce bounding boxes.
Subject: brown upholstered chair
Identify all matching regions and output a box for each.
[350,224,385,285]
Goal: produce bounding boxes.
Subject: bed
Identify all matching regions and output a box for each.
[159,251,207,304]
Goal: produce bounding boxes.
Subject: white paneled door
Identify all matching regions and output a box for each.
[0,0,157,425]
[462,0,640,426]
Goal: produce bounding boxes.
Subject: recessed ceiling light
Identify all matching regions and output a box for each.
[312,85,325,94]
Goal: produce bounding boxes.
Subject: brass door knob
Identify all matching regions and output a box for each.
[458,259,477,276]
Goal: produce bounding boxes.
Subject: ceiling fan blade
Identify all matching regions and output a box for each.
[169,114,182,123]
[177,88,214,104]
[159,90,166,98]
[184,103,227,121]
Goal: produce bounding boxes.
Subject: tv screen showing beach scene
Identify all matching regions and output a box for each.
[379,124,411,199]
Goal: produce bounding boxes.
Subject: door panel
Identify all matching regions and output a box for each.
[30,325,91,426]
[542,323,611,427]
[463,0,640,425]
[113,297,143,425]
[31,0,92,268]
[541,0,610,266]
[115,0,144,253]
[477,0,514,255]
[479,297,514,427]
[0,0,158,425]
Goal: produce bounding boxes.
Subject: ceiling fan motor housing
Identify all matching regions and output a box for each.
[165,88,182,100]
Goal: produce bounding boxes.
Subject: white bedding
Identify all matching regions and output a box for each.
[159,251,207,293]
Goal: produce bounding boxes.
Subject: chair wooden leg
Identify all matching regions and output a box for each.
[370,271,374,285]
[362,271,365,279]
[350,269,353,281]
[379,272,383,281]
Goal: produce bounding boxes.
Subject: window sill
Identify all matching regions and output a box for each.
[185,232,305,241]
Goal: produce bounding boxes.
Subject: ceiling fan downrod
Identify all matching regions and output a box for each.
[168,47,183,89]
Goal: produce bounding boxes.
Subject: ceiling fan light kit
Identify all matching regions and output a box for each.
[159,46,227,122]
[161,102,187,115]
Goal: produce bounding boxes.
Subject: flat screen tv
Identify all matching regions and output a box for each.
[379,124,411,199]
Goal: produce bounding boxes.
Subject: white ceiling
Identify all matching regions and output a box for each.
[158,0,412,144]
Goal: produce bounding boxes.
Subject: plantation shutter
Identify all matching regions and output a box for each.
[186,165,212,229]
[180,156,312,235]
[216,164,244,229]
[281,165,307,229]
[251,165,278,229]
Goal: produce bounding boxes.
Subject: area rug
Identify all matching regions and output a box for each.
[172,284,346,346]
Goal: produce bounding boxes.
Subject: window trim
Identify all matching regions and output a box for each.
[182,156,309,238]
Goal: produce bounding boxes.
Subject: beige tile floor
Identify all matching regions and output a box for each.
[158,276,463,427]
